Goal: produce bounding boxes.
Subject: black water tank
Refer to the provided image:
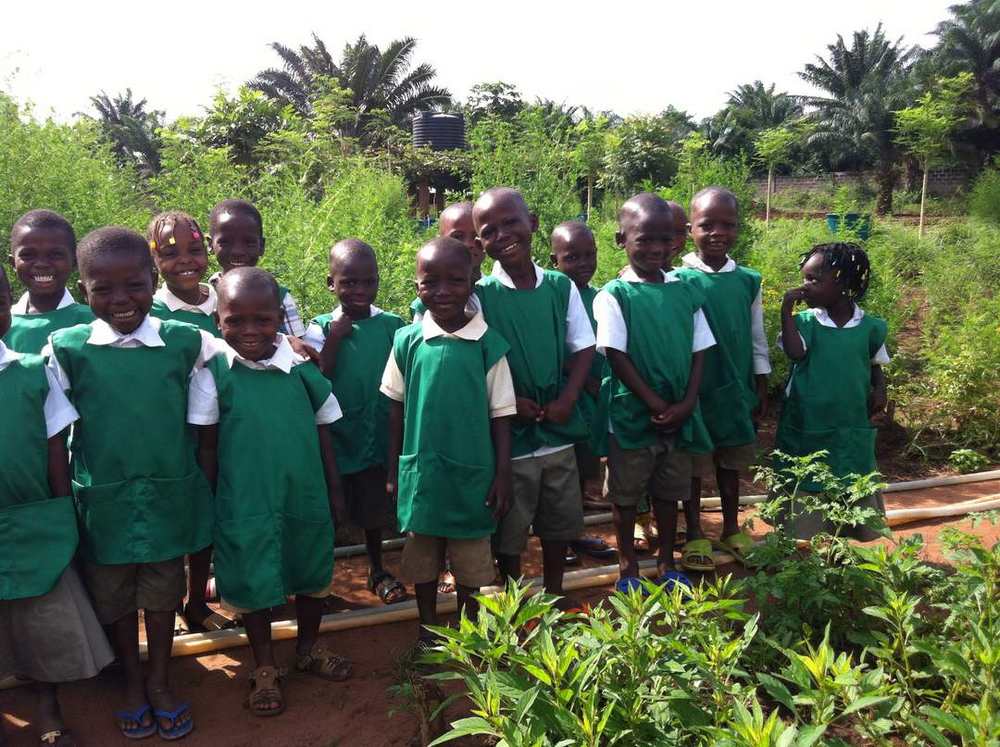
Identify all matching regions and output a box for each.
[412,112,465,150]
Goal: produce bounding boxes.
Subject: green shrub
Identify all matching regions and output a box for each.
[969,160,1000,224]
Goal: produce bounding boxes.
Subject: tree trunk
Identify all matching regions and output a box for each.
[765,166,774,228]
[919,158,929,239]
[875,159,896,216]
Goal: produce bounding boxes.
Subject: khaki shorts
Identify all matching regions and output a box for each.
[221,571,337,615]
[401,534,495,588]
[693,442,757,476]
[82,557,186,624]
[495,446,584,555]
[606,435,693,508]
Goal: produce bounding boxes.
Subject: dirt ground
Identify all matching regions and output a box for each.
[2,476,997,747]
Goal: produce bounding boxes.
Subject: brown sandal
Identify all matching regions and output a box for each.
[246,666,285,717]
[295,647,353,681]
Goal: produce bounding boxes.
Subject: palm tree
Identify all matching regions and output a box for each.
[707,82,801,160]
[799,25,917,214]
[250,33,450,138]
[86,89,162,175]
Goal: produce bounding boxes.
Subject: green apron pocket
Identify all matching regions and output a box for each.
[0,496,77,599]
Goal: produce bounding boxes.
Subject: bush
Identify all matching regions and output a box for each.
[969,160,1000,224]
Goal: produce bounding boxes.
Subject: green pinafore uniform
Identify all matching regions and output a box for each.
[409,297,426,321]
[392,323,510,538]
[600,279,712,454]
[150,300,220,337]
[475,271,589,457]
[0,355,78,600]
[673,266,760,448]
[4,303,94,355]
[310,311,405,475]
[51,321,213,564]
[205,356,336,611]
[776,310,887,486]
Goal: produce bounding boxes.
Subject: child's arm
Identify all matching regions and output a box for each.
[486,416,513,520]
[318,426,346,525]
[652,349,705,430]
[545,345,595,424]
[318,315,354,377]
[606,349,671,418]
[386,399,403,497]
[780,287,808,361]
[47,433,72,498]
[196,425,219,491]
[869,365,887,419]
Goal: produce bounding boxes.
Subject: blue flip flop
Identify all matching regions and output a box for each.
[153,702,194,741]
[114,703,156,740]
[615,576,646,595]
[656,570,693,594]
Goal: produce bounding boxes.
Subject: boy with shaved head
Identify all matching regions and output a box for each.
[383,237,515,642]
[473,187,596,604]
[304,239,407,605]
[410,201,484,323]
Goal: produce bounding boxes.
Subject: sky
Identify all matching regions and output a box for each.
[1,0,955,123]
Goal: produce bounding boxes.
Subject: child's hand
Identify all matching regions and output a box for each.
[783,286,809,308]
[584,376,601,398]
[329,484,347,525]
[515,397,544,423]
[385,475,397,499]
[330,314,354,339]
[542,395,575,425]
[287,336,320,363]
[651,401,692,430]
[868,389,888,419]
[486,469,512,520]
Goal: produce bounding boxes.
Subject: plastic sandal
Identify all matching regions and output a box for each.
[655,570,693,594]
[680,538,716,572]
[246,666,285,717]
[614,576,646,595]
[153,702,194,741]
[367,571,408,604]
[715,532,757,567]
[295,647,353,681]
[113,704,156,740]
[39,729,75,746]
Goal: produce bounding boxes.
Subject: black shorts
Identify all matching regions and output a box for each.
[344,466,395,531]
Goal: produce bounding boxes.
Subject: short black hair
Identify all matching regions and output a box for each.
[77,226,152,277]
[11,209,77,254]
[209,199,263,236]
[329,238,377,274]
[417,236,471,269]
[618,192,672,227]
[801,242,872,301]
[216,266,281,308]
[551,221,594,246]
[691,186,739,212]
[147,211,204,247]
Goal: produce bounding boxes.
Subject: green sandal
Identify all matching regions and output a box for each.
[715,532,757,567]
[680,538,716,572]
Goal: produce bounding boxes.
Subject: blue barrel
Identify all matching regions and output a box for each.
[826,213,871,240]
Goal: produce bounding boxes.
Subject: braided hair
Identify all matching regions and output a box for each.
[800,242,871,301]
[146,211,204,252]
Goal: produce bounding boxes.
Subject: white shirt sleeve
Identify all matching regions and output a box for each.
[750,287,772,375]
[692,309,717,353]
[872,345,891,365]
[486,357,517,418]
[43,343,72,393]
[565,283,597,354]
[314,393,343,425]
[303,322,327,350]
[187,367,220,425]
[192,331,225,376]
[380,352,405,402]
[43,368,79,437]
[593,289,627,355]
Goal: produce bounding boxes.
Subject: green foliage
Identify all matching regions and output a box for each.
[949,448,991,474]
[894,73,973,165]
[969,159,1000,224]
[0,94,147,263]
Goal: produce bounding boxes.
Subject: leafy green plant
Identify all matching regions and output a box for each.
[949,448,991,474]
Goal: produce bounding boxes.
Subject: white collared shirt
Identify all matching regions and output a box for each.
[486,262,596,354]
[411,295,481,324]
[12,288,76,315]
[777,305,891,365]
[187,334,343,426]
[45,315,223,392]
[593,267,716,356]
[0,342,79,437]
[679,252,771,375]
[154,283,217,316]
[380,311,517,419]
[302,305,384,351]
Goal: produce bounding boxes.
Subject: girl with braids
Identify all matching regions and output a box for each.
[148,211,221,337]
[775,242,889,540]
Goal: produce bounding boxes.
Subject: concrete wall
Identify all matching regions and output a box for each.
[751,167,971,198]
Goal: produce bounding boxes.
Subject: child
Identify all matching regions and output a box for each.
[0,265,114,746]
[304,239,408,605]
[207,199,306,337]
[4,210,93,354]
[593,193,715,592]
[776,242,889,540]
[383,238,514,642]
[473,187,595,603]
[47,227,219,740]
[549,221,617,563]
[189,268,351,716]
[616,200,687,278]
[673,187,771,569]
[148,211,220,336]
[410,201,484,322]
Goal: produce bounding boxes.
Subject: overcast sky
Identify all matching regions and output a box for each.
[1,0,954,123]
